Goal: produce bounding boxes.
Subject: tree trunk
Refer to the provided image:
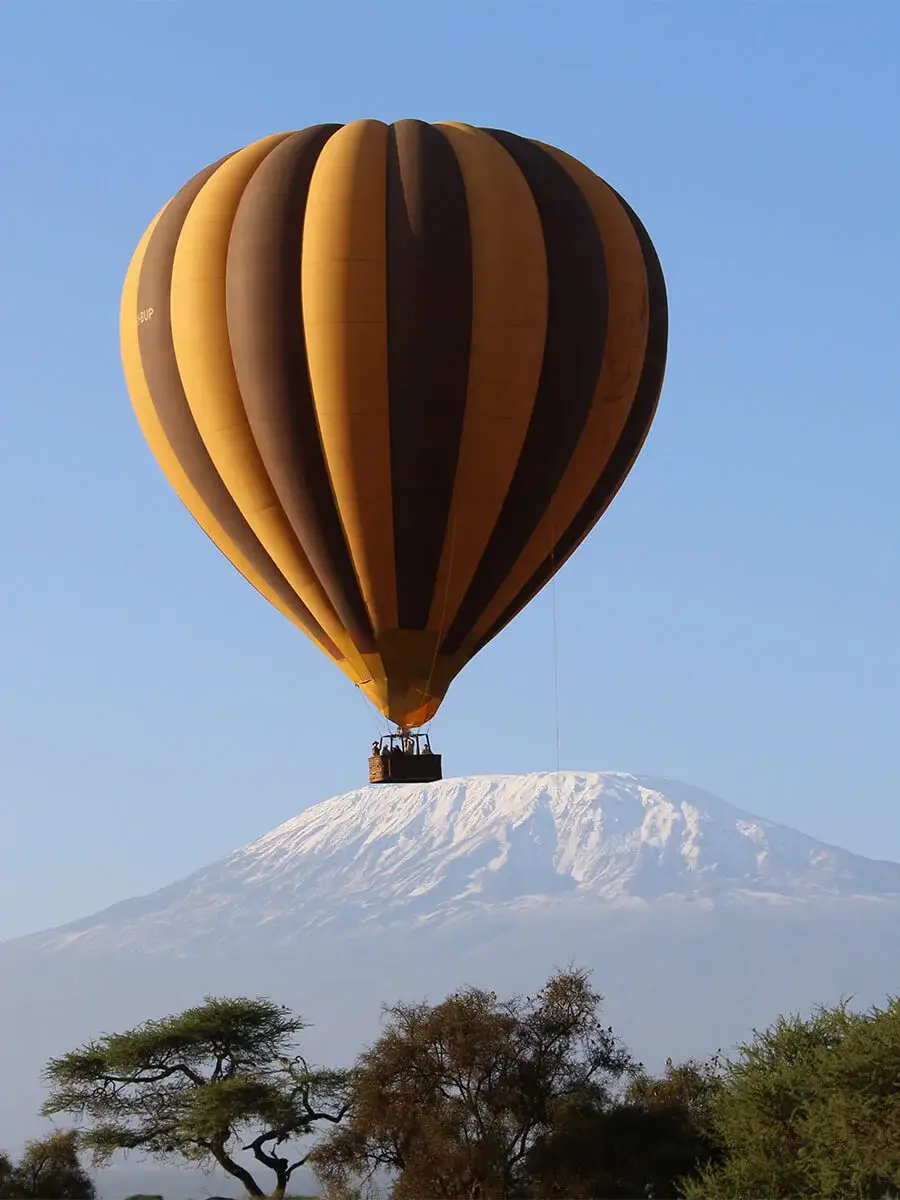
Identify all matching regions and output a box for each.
[270,1158,290,1198]
[208,1142,265,1197]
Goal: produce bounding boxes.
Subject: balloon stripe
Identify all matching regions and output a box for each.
[226,126,377,654]
[461,147,651,644]
[168,137,365,670]
[124,215,312,640]
[385,120,473,631]
[303,121,398,633]
[426,123,547,638]
[470,189,668,653]
[440,131,609,656]
[133,155,346,664]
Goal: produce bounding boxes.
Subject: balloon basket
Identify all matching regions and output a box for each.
[368,732,442,784]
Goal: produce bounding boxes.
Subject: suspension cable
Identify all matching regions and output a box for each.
[424,516,458,737]
[550,504,561,804]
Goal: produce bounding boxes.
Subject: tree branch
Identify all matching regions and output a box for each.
[207,1139,264,1197]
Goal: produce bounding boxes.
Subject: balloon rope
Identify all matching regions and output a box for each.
[355,678,389,739]
[550,504,561,803]
[424,516,458,733]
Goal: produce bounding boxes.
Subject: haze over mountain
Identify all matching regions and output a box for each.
[3,772,899,1196]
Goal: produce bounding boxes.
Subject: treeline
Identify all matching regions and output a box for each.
[3,966,900,1199]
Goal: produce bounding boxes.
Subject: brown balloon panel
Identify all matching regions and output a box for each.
[120,120,668,729]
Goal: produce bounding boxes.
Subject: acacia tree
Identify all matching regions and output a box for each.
[41,996,348,1199]
[623,1056,724,1197]
[310,967,637,1200]
[0,1130,95,1199]
[681,997,900,1199]
[507,1054,724,1199]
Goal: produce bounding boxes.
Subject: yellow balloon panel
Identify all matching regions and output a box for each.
[121,120,667,727]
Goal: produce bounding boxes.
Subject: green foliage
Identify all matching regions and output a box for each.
[29,966,900,1199]
[618,1055,725,1196]
[681,996,900,1198]
[310,966,640,1199]
[0,1129,94,1199]
[41,996,348,1199]
[519,1055,725,1198]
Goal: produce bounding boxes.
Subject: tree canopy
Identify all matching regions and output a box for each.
[0,1130,94,1199]
[682,996,900,1199]
[310,966,642,1199]
[30,971,900,1199]
[519,1055,725,1199]
[41,996,348,1199]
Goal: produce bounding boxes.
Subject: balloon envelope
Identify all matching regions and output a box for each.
[120,120,667,727]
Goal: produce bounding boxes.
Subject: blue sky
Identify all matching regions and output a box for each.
[0,0,897,939]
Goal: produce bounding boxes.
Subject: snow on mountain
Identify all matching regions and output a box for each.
[20,772,900,957]
[3,770,900,1171]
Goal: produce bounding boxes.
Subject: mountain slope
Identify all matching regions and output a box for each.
[3,771,900,1172]
[19,772,900,957]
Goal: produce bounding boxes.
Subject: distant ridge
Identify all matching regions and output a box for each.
[13,772,900,957]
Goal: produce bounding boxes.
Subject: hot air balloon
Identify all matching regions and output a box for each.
[120,120,667,784]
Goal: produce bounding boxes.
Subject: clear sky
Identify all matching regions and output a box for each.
[0,0,897,940]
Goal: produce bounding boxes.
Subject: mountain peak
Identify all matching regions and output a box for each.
[22,772,900,958]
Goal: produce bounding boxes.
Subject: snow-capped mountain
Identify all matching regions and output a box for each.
[19,772,900,957]
[3,771,899,1173]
